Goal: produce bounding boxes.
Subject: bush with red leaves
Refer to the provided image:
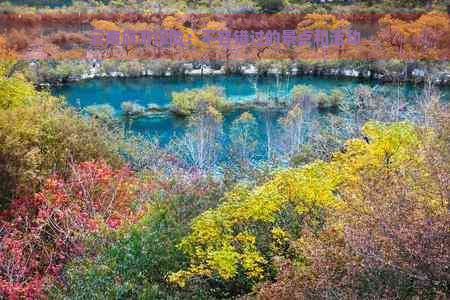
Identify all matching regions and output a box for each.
[5,29,31,52]
[0,161,141,299]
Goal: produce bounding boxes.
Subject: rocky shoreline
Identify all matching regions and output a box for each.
[35,60,450,88]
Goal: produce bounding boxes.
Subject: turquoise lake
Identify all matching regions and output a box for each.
[54,75,448,160]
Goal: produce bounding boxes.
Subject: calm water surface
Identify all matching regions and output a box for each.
[53,75,447,159]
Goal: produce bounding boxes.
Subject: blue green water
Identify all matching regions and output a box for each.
[55,75,372,109]
[53,75,447,160]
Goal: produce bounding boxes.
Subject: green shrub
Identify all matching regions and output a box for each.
[315,91,329,109]
[328,88,345,108]
[291,85,344,110]
[0,75,36,109]
[257,0,284,13]
[0,89,123,207]
[171,86,228,116]
[289,144,316,166]
[290,84,316,109]
[121,100,146,118]
[57,207,190,299]
[230,112,259,164]
[315,88,345,109]
[84,104,116,124]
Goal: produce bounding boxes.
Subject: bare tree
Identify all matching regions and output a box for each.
[171,104,223,172]
[279,104,306,158]
[229,112,259,165]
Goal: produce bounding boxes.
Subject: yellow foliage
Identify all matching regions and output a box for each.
[58,48,86,59]
[271,227,290,253]
[170,121,423,287]
[91,20,122,32]
[297,14,350,32]
[0,71,36,109]
[0,35,17,59]
[197,20,227,38]
[162,16,204,48]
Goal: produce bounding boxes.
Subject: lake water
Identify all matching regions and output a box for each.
[54,75,447,161]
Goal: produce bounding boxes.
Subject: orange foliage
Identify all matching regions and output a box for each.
[0,36,16,59]
[297,14,350,31]
[377,14,450,59]
[2,14,449,59]
[5,29,30,52]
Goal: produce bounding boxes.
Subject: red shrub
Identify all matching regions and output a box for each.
[49,32,90,48]
[6,29,30,52]
[0,161,141,298]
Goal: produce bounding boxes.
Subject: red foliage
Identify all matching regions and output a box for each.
[5,29,31,52]
[0,161,140,299]
[49,32,90,49]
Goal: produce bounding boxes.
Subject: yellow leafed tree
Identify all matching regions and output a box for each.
[169,121,422,287]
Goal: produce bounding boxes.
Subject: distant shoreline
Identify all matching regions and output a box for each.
[37,63,450,88]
